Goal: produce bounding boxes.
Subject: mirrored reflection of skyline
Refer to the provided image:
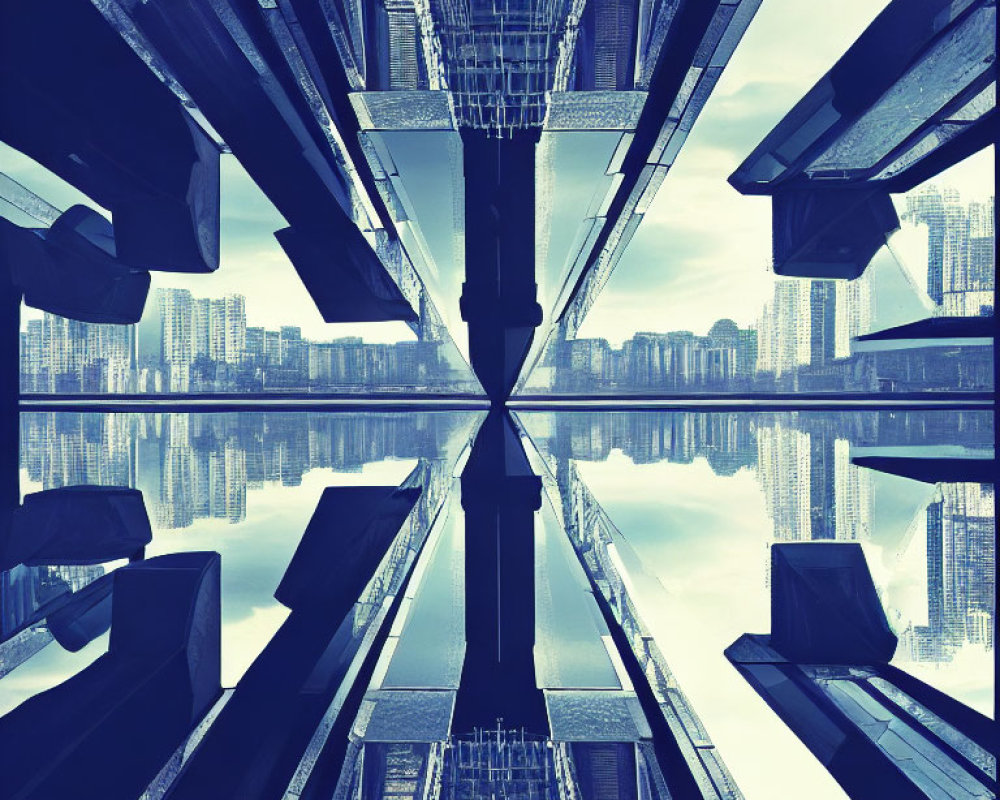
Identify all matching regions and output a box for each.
[4,408,995,800]
[17,408,993,683]
[20,411,481,530]
[7,411,483,699]
[517,410,995,695]
[20,288,482,396]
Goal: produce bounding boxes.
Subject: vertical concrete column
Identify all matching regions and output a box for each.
[454,410,546,733]
[460,130,543,403]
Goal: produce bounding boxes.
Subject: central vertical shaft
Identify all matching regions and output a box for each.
[454,410,546,733]
[461,130,543,403]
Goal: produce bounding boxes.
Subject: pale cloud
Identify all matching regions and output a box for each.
[713,0,893,99]
[220,604,291,687]
[2,457,422,715]
[576,452,849,800]
[898,646,995,718]
[8,143,416,343]
[5,0,994,351]
[146,158,418,344]
[0,632,109,717]
[579,0,995,347]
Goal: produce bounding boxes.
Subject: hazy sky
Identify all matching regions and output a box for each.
[570,444,993,797]
[4,0,994,350]
[577,0,995,345]
[574,451,850,800]
[3,144,417,343]
[3,456,417,713]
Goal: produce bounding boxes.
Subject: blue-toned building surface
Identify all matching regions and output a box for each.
[0,1,995,799]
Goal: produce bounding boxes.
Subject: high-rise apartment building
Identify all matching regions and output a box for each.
[224,295,247,365]
[906,184,946,304]
[264,330,281,364]
[245,327,265,364]
[208,297,225,363]
[757,419,811,542]
[145,289,247,389]
[834,275,873,359]
[906,482,996,661]
[758,279,810,377]
[905,186,995,315]
[21,312,135,393]
[279,326,304,370]
[159,288,194,392]
[193,296,211,360]
[808,281,837,367]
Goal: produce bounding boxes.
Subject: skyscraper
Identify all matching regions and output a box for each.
[917,483,995,659]
[245,327,265,364]
[905,185,994,315]
[136,293,164,381]
[807,428,836,540]
[735,328,759,380]
[906,184,946,304]
[279,326,303,370]
[144,289,248,389]
[159,289,194,391]
[20,320,43,392]
[757,418,811,541]
[193,296,211,360]
[833,437,872,542]
[808,281,837,367]
[965,196,994,315]
[834,275,873,359]
[264,330,281,365]
[208,298,226,363]
[21,313,135,393]
[758,280,810,378]
[224,294,247,364]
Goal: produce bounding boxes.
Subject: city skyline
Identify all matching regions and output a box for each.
[19,411,477,528]
[21,286,475,394]
[19,182,995,396]
[11,2,993,357]
[579,154,996,348]
[16,410,993,678]
[532,184,995,394]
